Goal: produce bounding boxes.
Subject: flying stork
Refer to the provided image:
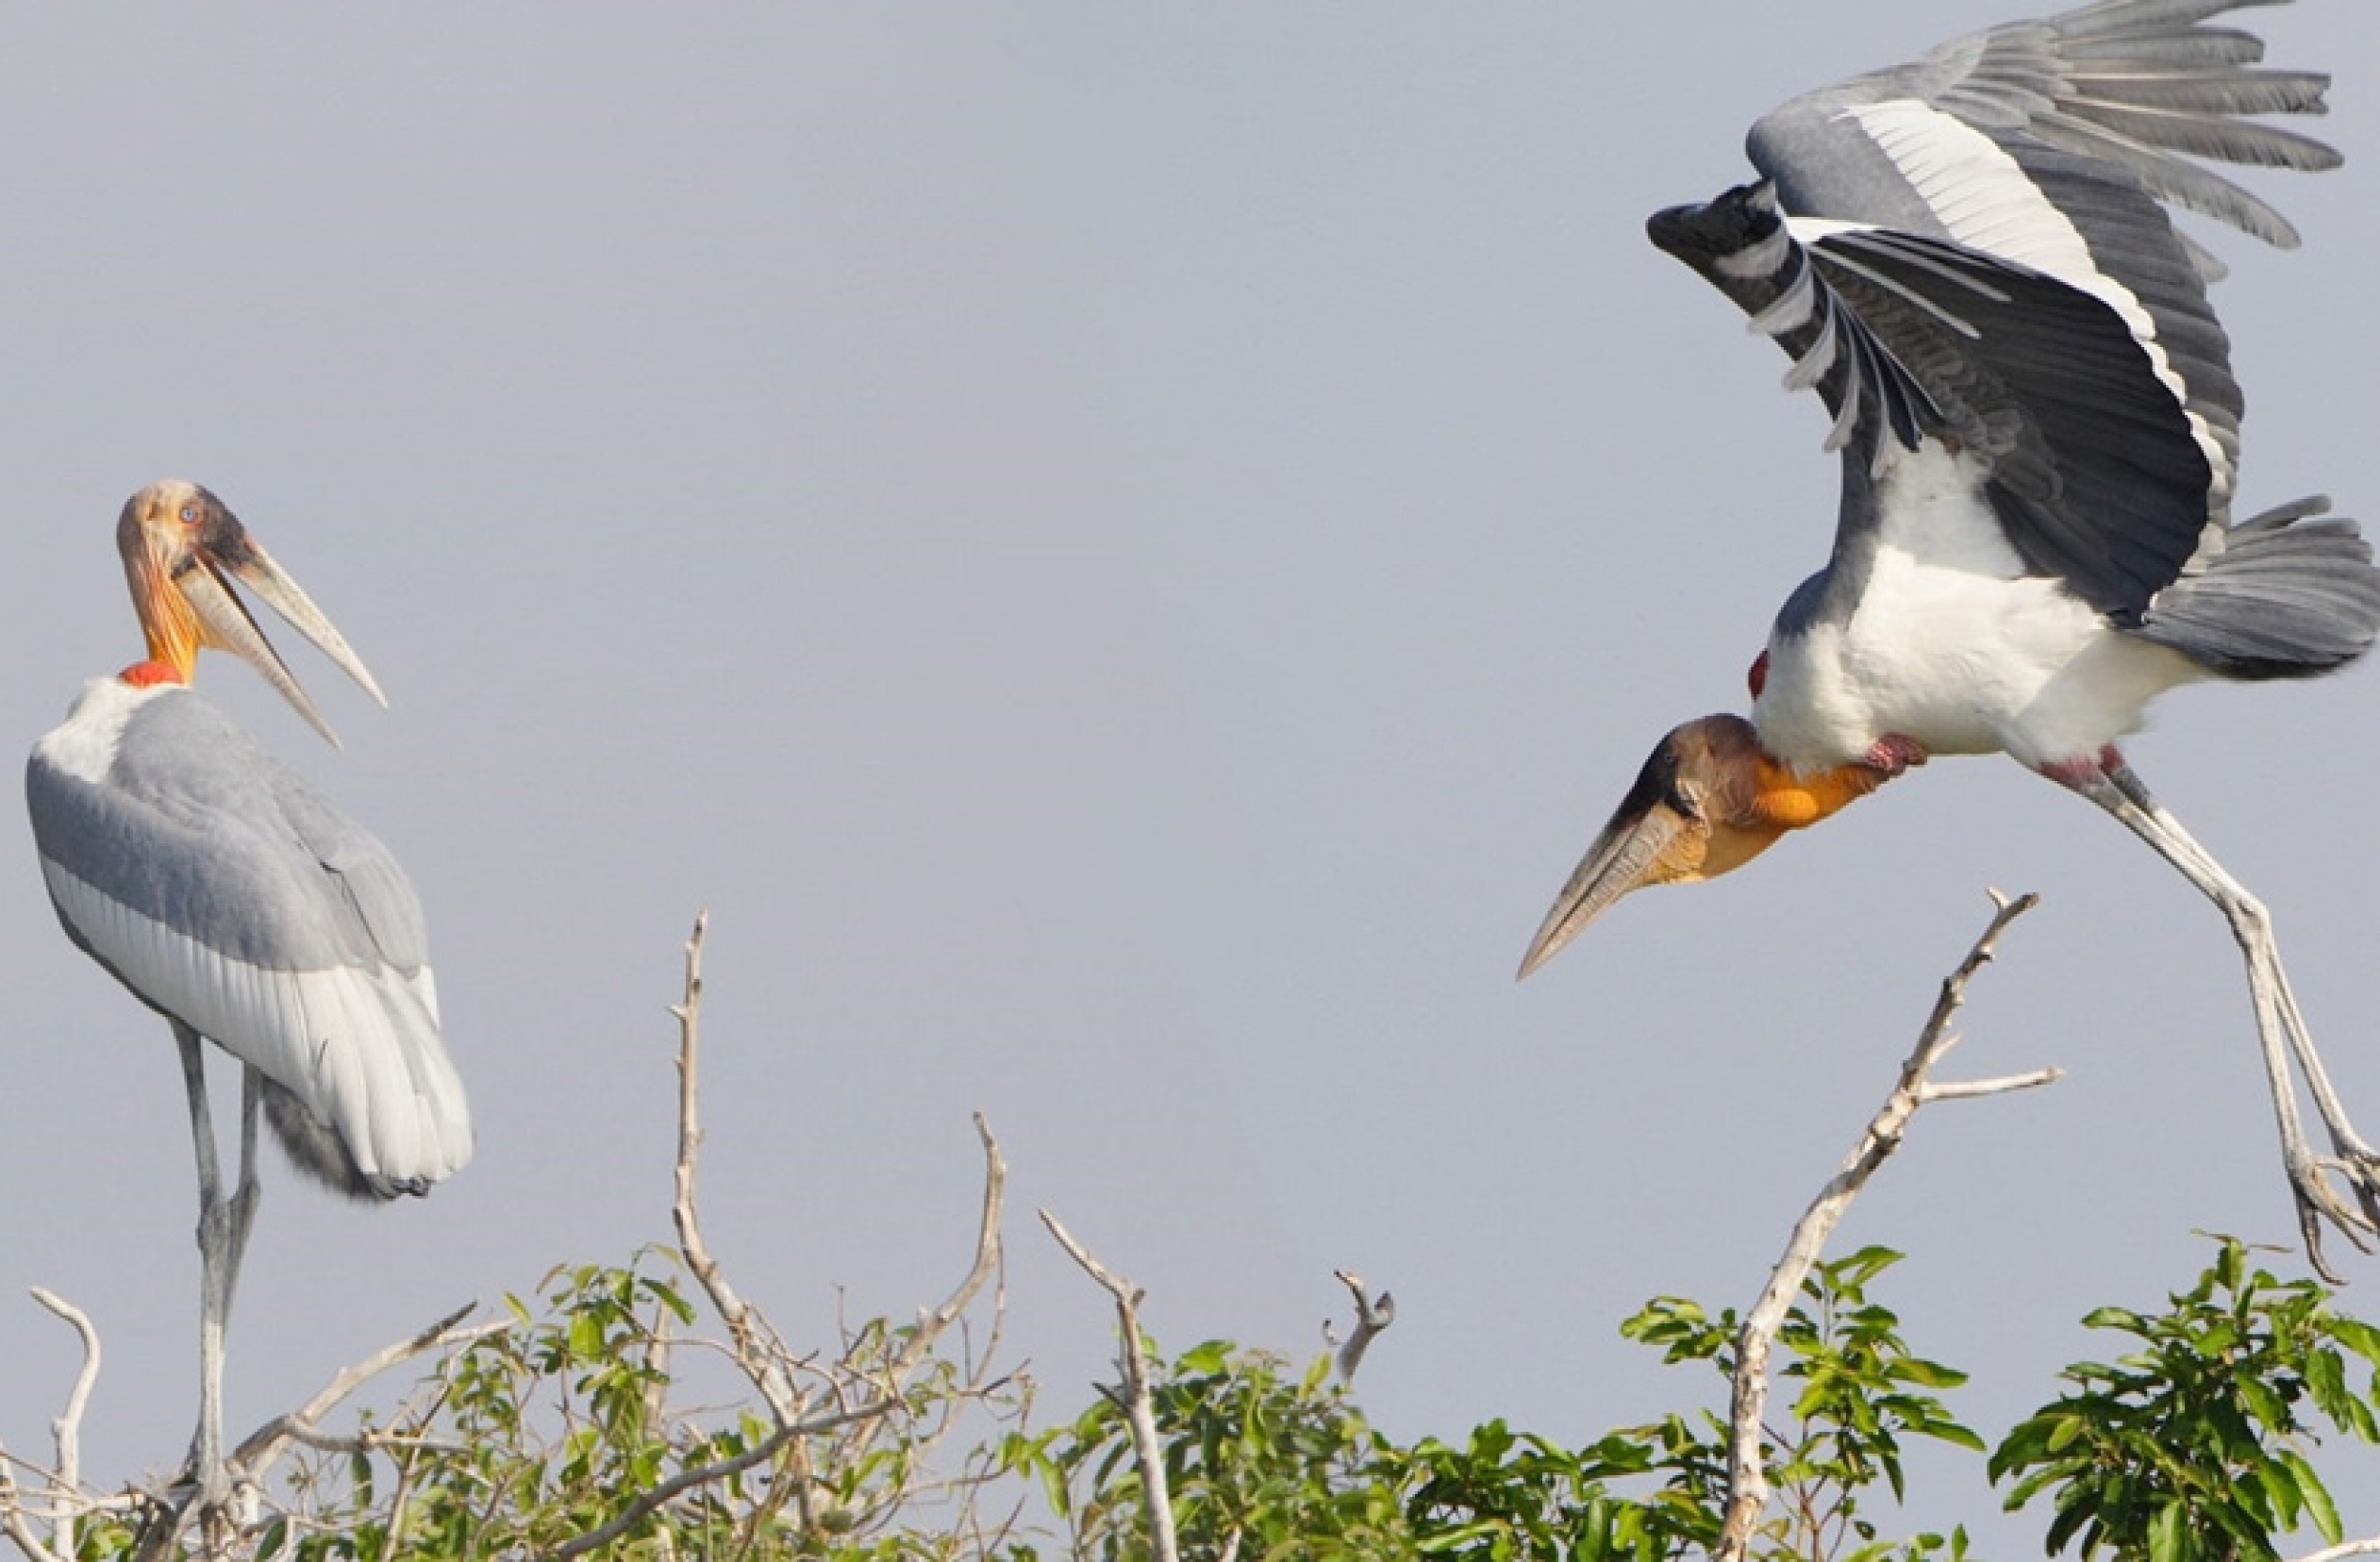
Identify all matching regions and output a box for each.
[24,483,473,1504]
[1518,0,2380,1273]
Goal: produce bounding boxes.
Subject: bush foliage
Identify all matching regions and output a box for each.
[11,1237,2374,1560]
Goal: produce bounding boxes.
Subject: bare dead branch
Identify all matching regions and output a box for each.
[670,911,805,1427]
[0,1288,103,1562]
[833,1114,1007,1481]
[549,1398,896,1561]
[230,1304,492,1481]
[664,913,1017,1548]
[2294,1536,2380,1562]
[0,1447,61,1562]
[1325,1270,1395,1383]
[894,1115,1006,1384]
[1040,1209,1179,1562]
[1919,1071,2062,1103]
[1717,889,2050,1562]
[25,1290,96,1520]
[267,1425,476,1459]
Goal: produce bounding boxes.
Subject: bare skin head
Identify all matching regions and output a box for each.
[114,481,385,746]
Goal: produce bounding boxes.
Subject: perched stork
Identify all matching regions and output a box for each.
[25,483,472,1504]
[1519,0,2380,1273]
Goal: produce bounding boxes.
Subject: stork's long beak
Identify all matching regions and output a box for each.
[119,480,387,747]
[1519,712,1870,979]
[1517,778,1699,979]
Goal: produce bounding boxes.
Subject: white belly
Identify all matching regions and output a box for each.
[1753,445,2204,772]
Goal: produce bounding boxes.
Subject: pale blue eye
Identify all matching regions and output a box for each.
[179,504,197,523]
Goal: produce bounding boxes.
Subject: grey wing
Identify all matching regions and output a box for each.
[1651,183,2208,619]
[1745,0,2339,516]
[275,782,432,975]
[27,692,470,1190]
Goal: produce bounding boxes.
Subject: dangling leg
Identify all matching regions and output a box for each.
[175,1026,262,1510]
[2045,752,2380,1278]
[2099,754,2380,1216]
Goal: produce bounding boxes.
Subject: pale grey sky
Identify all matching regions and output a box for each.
[3,4,2376,1551]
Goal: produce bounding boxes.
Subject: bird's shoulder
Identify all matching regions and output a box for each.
[30,684,426,972]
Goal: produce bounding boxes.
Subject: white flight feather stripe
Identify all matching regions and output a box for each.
[1782,307,1838,391]
[1715,222,1791,278]
[1825,366,1862,452]
[1839,99,2231,504]
[38,856,471,1186]
[1745,261,1817,336]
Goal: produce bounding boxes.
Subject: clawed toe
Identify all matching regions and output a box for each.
[2289,1155,2380,1284]
[2334,1144,2380,1236]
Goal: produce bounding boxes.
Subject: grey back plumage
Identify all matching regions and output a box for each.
[27,684,471,1198]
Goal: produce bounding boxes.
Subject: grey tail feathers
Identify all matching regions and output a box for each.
[261,1076,428,1202]
[2133,496,2380,679]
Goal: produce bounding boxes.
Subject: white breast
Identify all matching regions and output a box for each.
[1755,442,2204,772]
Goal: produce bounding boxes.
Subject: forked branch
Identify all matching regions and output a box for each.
[1040,1211,1180,1562]
[1325,1269,1395,1383]
[1718,890,2056,1562]
[671,910,804,1425]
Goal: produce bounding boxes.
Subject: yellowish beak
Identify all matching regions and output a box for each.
[1518,713,1886,977]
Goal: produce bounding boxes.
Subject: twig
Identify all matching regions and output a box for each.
[2294,1533,2380,1562]
[1324,1270,1395,1383]
[670,912,804,1426]
[1040,1211,1179,1562]
[2295,1538,2380,1562]
[231,1304,494,1480]
[890,1115,1005,1386]
[549,1398,896,1560]
[22,1288,99,1562]
[27,1290,96,1523]
[1717,890,2055,1562]
[267,1426,475,1459]
[0,1447,61,1562]
[836,1114,1007,1474]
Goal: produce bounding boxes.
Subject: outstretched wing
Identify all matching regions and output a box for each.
[1657,0,2337,621]
[1652,183,2211,620]
[1748,0,2338,518]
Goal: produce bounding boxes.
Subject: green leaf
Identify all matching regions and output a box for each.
[2238,1374,2289,1432]
[2329,1318,2380,1367]
[2147,1498,2186,1562]
[1917,1418,1987,1454]
[2278,1448,2341,1544]
[2082,1306,2149,1334]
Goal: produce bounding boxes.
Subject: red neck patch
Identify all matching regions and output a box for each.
[119,659,187,689]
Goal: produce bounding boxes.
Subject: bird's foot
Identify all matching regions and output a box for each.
[1862,733,1929,778]
[2288,1148,2380,1285]
[175,1436,230,1514]
[2326,1135,2380,1237]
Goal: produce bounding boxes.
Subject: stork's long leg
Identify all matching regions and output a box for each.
[2047,758,2380,1276]
[2100,756,2380,1204]
[174,1022,229,1505]
[173,1025,262,1511]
